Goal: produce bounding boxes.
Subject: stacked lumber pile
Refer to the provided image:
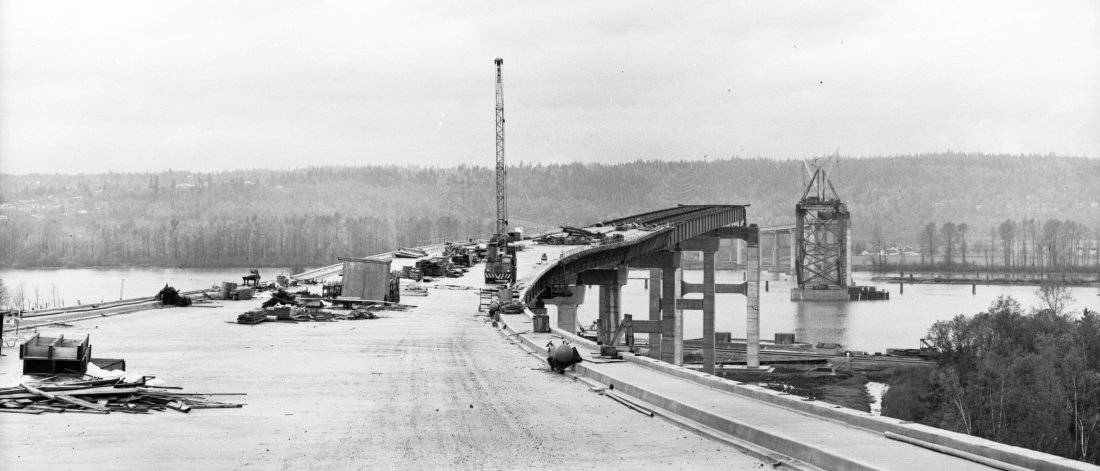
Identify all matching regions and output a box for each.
[236,309,267,324]
[400,266,423,281]
[0,376,244,415]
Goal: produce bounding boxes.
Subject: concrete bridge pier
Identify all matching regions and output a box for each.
[680,237,720,373]
[746,224,761,368]
[662,261,683,365]
[599,284,621,346]
[632,253,682,363]
[702,224,762,369]
[633,227,762,371]
[647,269,661,354]
[771,232,780,271]
[542,286,585,333]
[578,266,628,347]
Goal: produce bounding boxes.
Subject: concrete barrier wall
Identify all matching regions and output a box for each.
[574,360,881,471]
[515,252,1096,471]
[505,309,1095,471]
[610,353,1096,471]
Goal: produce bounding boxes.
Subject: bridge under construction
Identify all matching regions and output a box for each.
[3,204,1088,470]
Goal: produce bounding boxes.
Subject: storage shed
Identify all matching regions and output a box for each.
[339,257,392,301]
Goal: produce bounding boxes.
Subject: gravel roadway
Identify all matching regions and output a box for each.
[1,262,765,469]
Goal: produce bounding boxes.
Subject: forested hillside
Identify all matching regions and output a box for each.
[883,294,1100,464]
[0,153,1097,268]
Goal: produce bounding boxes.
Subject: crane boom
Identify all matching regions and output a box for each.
[494,57,507,245]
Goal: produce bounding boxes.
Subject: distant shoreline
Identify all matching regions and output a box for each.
[870,275,1099,287]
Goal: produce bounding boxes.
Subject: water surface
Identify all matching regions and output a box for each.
[1,267,1094,353]
[0,267,287,310]
[571,270,1097,353]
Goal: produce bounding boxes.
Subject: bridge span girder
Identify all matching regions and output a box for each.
[523,204,762,372]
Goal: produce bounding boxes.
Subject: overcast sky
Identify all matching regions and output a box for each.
[1,1,1097,175]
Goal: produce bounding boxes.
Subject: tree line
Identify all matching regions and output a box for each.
[1,153,1097,268]
[0,212,492,269]
[881,291,1100,464]
[872,218,1099,272]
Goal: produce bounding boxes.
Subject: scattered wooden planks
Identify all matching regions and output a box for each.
[0,376,245,415]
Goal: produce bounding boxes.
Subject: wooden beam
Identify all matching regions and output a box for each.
[21,383,111,412]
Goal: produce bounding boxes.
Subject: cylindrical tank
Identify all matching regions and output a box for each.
[553,344,575,363]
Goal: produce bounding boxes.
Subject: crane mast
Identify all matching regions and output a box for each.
[494,57,508,245]
[484,57,517,284]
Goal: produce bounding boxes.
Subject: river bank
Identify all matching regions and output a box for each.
[871,273,1100,287]
[0,267,282,311]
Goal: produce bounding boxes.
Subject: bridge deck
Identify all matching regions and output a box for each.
[2,207,1088,470]
[504,317,991,470]
[514,236,1086,471]
[0,245,766,469]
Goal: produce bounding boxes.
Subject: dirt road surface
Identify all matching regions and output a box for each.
[1,265,764,469]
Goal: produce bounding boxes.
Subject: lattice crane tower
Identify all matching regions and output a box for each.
[494,57,508,245]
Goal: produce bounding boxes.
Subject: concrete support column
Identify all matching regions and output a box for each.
[772,232,780,271]
[702,248,717,374]
[660,264,683,365]
[789,231,796,275]
[844,225,852,287]
[557,304,578,332]
[648,268,662,357]
[747,225,761,368]
[543,285,585,333]
[598,284,621,346]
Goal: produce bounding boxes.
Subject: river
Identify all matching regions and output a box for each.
[0,267,1096,353]
[572,270,1098,353]
[0,267,290,310]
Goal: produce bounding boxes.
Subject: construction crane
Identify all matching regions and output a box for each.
[484,57,517,284]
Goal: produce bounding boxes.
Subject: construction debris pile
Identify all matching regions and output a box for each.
[443,242,479,267]
[497,301,526,314]
[535,226,604,245]
[262,288,300,308]
[200,282,254,301]
[236,304,411,325]
[401,283,429,296]
[399,266,423,281]
[0,375,244,415]
[414,257,454,277]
